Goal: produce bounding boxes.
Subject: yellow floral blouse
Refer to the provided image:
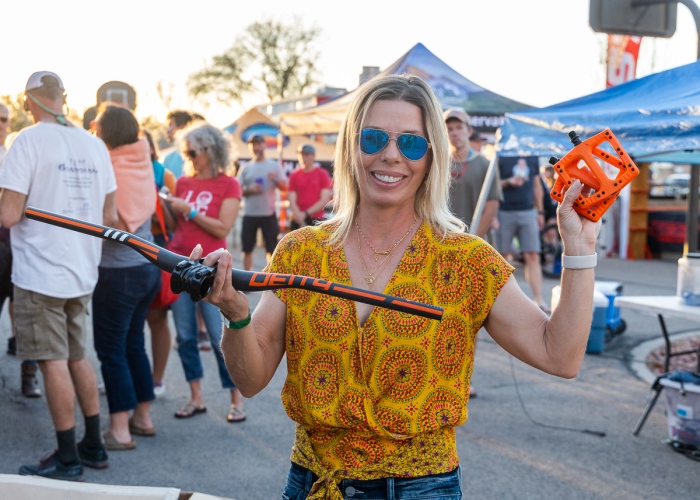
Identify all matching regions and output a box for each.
[267,221,513,499]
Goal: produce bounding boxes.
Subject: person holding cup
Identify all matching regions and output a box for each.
[237,134,287,270]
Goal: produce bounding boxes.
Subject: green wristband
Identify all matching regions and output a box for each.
[220,310,251,330]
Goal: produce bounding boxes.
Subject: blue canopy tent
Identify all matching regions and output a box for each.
[497,59,700,159]
[280,43,534,136]
[470,60,700,256]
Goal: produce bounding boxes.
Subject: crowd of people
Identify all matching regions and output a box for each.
[0,70,597,498]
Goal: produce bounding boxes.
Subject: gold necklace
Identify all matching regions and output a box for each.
[355,216,417,287]
[355,215,417,262]
[357,227,392,288]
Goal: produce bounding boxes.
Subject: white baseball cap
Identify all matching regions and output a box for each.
[25,71,65,92]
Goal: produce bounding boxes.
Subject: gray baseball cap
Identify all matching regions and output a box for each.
[298,143,316,154]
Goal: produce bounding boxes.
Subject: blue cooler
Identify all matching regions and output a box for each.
[550,286,609,354]
[594,281,626,339]
[587,291,610,354]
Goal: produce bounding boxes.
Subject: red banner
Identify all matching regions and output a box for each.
[606,35,642,88]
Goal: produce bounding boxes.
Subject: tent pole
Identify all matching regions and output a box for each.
[469,137,499,236]
[683,0,700,254]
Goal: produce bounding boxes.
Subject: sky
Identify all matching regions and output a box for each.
[2,0,698,128]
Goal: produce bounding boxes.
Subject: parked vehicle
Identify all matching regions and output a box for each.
[650,173,691,199]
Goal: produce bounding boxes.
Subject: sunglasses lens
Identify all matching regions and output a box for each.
[0,117,7,123]
[359,128,389,155]
[397,134,428,161]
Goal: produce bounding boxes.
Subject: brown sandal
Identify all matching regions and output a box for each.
[103,431,135,451]
[129,417,156,436]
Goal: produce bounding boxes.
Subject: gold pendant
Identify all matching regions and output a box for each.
[365,276,375,284]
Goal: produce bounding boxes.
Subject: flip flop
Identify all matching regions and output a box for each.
[174,402,207,419]
[129,417,156,436]
[103,431,135,451]
[227,405,246,423]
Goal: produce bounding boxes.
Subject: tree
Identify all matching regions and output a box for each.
[141,115,171,152]
[156,80,175,112]
[1,94,33,132]
[1,93,84,132]
[188,17,322,105]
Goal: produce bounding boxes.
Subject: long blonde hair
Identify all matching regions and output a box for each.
[322,74,465,246]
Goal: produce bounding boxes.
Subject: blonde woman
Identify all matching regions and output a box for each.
[195,74,600,498]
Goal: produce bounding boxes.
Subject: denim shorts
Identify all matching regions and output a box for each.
[282,462,462,500]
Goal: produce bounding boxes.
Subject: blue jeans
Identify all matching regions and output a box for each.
[170,293,235,389]
[282,462,462,500]
[92,264,160,414]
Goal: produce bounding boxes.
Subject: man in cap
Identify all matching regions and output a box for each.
[237,134,287,270]
[287,143,332,230]
[444,108,502,399]
[444,108,501,239]
[0,71,117,480]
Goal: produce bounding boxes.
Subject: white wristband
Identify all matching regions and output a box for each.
[562,253,597,269]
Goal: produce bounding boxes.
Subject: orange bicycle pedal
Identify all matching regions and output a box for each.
[549,129,639,222]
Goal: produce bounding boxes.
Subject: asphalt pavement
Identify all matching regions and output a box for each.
[1,238,699,500]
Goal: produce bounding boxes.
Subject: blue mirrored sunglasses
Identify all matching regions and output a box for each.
[359,128,431,161]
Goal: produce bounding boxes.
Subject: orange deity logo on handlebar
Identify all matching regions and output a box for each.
[549,129,639,222]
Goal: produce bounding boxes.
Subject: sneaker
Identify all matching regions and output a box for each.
[19,450,84,481]
[198,331,212,351]
[7,337,16,356]
[153,382,166,398]
[77,440,109,469]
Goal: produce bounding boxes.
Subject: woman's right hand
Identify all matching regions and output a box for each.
[189,245,250,322]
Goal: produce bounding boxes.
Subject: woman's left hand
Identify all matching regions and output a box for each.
[188,245,250,322]
[165,195,190,217]
[556,178,602,256]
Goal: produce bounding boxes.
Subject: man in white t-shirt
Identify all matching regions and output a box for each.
[237,134,287,270]
[0,71,117,481]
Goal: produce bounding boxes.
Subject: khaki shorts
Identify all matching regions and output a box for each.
[13,286,91,361]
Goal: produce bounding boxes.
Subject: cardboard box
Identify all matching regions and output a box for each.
[0,474,235,500]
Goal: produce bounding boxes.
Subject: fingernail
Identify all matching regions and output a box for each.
[573,179,581,189]
[195,244,202,252]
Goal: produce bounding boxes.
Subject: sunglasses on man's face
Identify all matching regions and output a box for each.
[0,117,8,123]
[359,128,431,161]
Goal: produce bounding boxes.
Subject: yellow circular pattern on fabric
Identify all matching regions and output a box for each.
[302,349,343,409]
[432,315,469,379]
[375,346,427,402]
[380,282,433,339]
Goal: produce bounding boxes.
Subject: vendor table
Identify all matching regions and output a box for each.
[614,295,700,436]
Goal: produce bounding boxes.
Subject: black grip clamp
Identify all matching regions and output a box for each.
[170,259,218,302]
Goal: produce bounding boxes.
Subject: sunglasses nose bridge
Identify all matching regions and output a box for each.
[380,137,403,159]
